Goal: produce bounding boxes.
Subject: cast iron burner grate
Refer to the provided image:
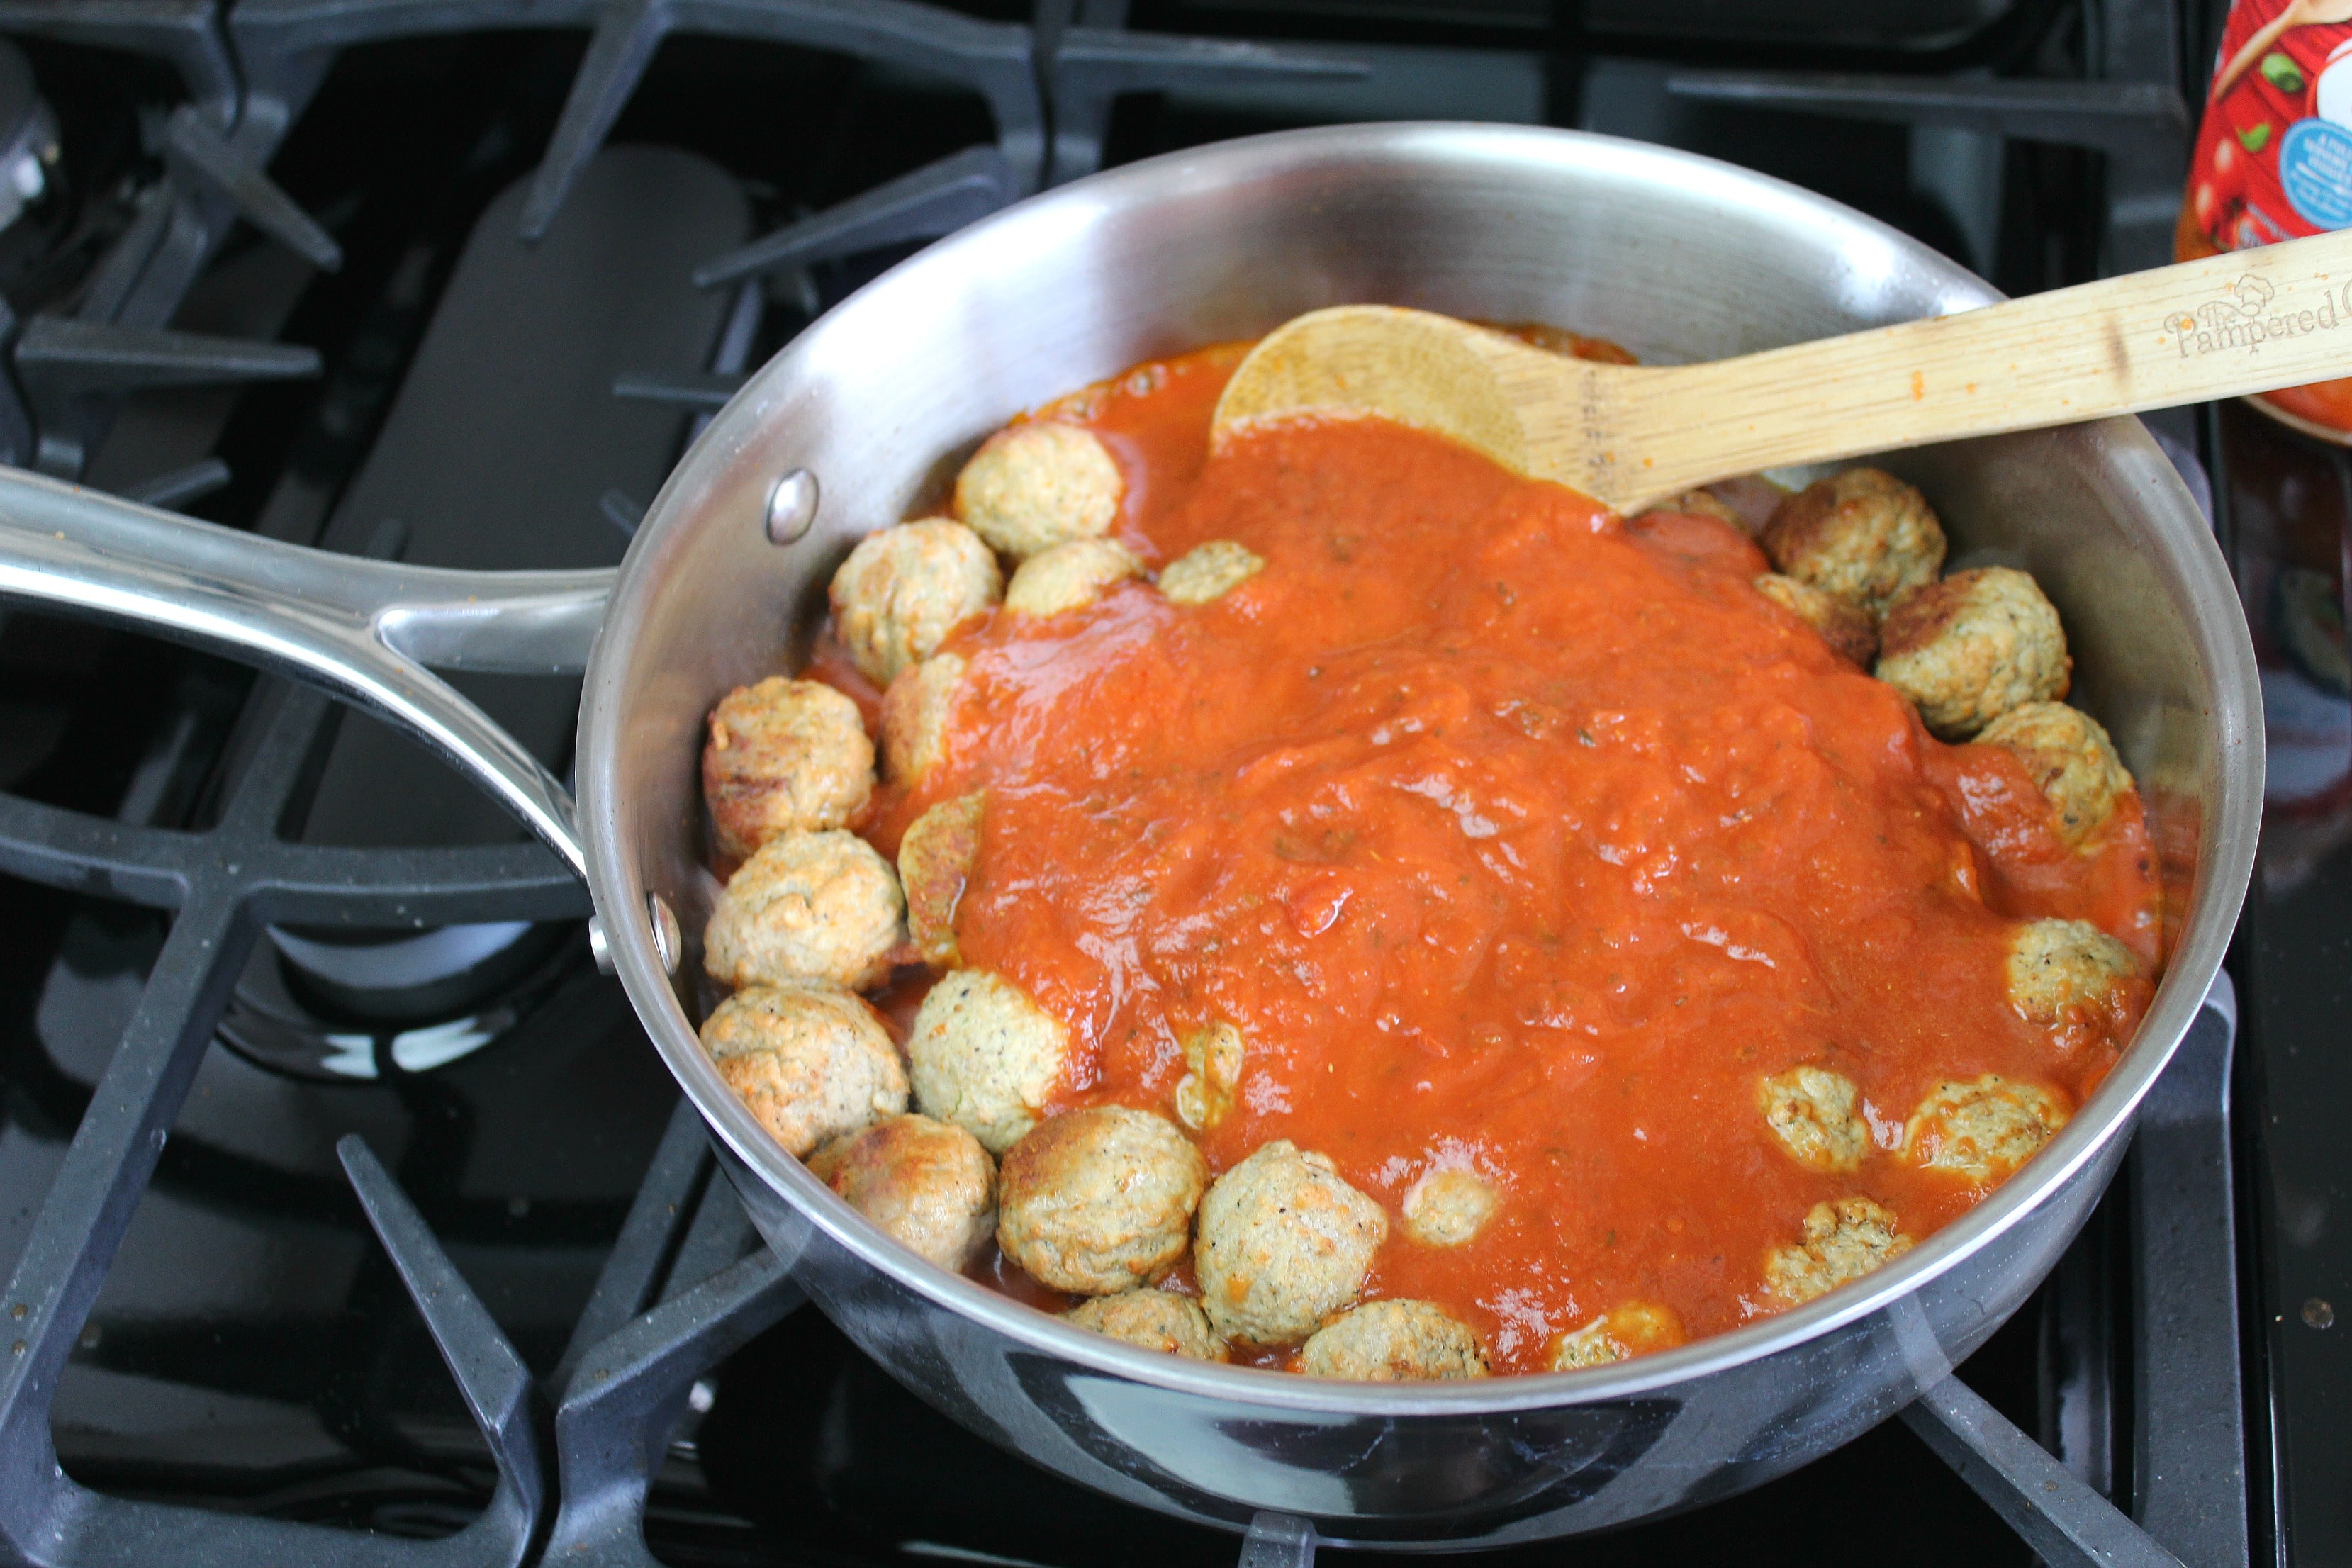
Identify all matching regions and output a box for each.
[0,0,1363,499]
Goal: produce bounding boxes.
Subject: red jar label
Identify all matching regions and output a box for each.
[2185,0,2352,434]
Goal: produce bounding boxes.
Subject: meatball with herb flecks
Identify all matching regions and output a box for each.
[1761,468,1945,620]
[907,968,1071,1153]
[1194,1140,1387,1345]
[1763,1196,1911,1305]
[1159,539,1265,605]
[1976,701,2133,849]
[997,1107,1209,1294]
[1753,573,1878,666]
[1065,1289,1223,1360]
[1547,1301,1686,1372]
[880,653,966,785]
[900,790,984,968]
[954,422,1123,559]
[703,829,905,992]
[808,1112,995,1271]
[1005,538,1143,617]
[700,983,905,1158]
[1876,566,2071,739]
[1903,1075,2071,1185]
[702,677,873,861]
[2006,918,2137,1026]
[1757,1065,1869,1173]
[829,518,1002,687]
[1299,1299,1487,1382]
[1637,488,1743,527]
[1172,1020,1243,1132]
[1401,1168,1498,1247]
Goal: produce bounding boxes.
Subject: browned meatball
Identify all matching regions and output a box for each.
[1976,701,2133,849]
[954,423,1124,559]
[1902,1075,2071,1185]
[2006,918,2137,1025]
[699,983,906,1158]
[899,790,984,967]
[1194,1140,1387,1344]
[1756,1065,1869,1173]
[1754,573,1878,666]
[702,829,905,992]
[1158,540,1265,605]
[702,676,874,860]
[1547,1301,1686,1371]
[906,968,1071,1153]
[1761,468,1946,620]
[1171,1020,1243,1133]
[1400,1168,1499,1247]
[880,654,965,785]
[1876,566,2071,739]
[1299,1299,1487,1381]
[1637,488,1743,527]
[1004,538,1143,617]
[1763,1196,1912,1305]
[808,1113,996,1271]
[997,1106,1209,1294]
[1064,1289,1223,1360]
[829,519,1002,686]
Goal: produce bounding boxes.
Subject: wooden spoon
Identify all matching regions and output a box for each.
[2210,0,2352,101]
[1210,227,2352,515]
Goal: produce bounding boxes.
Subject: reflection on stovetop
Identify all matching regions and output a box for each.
[691,1285,2054,1567]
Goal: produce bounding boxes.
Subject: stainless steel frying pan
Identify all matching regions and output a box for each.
[0,123,2261,1549]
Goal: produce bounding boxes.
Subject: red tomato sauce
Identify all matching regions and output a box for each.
[849,345,2158,1374]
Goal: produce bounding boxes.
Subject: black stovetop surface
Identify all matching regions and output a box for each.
[0,0,2339,1563]
[2213,396,2352,1568]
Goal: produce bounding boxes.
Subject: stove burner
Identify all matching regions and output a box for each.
[219,918,579,1080]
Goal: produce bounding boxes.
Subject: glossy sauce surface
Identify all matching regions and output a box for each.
[849,345,2158,1373]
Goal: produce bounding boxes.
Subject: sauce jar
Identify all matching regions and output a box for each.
[2183,0,2352,439]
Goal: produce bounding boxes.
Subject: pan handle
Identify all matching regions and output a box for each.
[0,466,609,879]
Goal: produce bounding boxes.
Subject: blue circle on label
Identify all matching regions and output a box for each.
[2280,118,2352,230]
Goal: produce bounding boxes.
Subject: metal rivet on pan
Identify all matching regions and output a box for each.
[648,893,683,975]
[2305,1297,2336,1330]
[587,915,614,974]
[766,468,819,544]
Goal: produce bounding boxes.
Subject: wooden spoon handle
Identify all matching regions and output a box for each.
[1610,226,2352,502]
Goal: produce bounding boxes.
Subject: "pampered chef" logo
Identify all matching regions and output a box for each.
[2168,271,2352,357]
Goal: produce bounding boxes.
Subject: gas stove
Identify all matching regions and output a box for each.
[0,1,2333,1564]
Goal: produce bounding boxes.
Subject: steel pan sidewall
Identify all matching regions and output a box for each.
[721,1130,2121,1545]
